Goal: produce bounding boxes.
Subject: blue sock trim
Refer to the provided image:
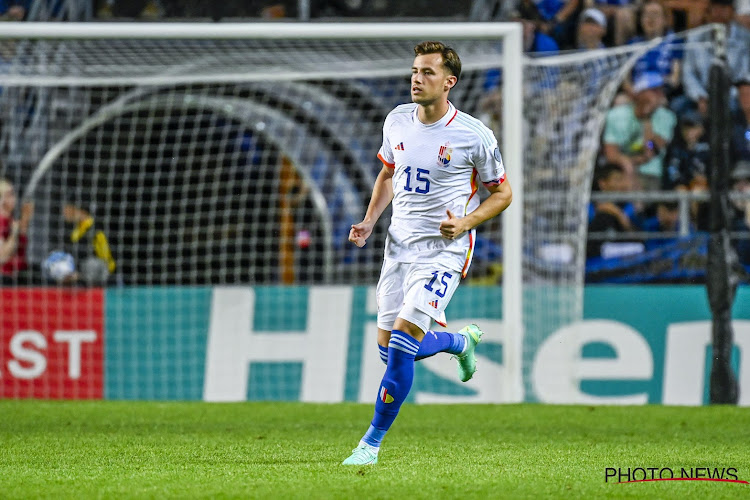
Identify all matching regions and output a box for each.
[378,344,388,365]
[450,332,467,354]
[362,424,387,448]
[388,330,420,355]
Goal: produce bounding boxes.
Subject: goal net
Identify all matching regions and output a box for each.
[522,27,711,401]
[0,23,524,400]
[0,22,695,402]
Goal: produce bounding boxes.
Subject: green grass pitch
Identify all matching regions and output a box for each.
[2,401,749,499]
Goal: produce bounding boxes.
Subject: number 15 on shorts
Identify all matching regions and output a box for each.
[424,270,453,298]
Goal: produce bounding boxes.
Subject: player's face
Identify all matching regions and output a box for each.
[411,53,453,105]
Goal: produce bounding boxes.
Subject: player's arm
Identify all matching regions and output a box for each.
[440,180,512,240]
[349,165,394,248]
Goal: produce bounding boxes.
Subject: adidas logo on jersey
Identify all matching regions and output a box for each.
[394,142,405,151]
[429,299,438,308]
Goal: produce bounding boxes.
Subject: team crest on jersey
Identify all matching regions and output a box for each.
[437,142,452,166]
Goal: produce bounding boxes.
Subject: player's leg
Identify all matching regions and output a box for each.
[380,326,466,365]
[405,264,484,381]
[375,262,465,365]
[342,260,408,465]
[415,329,466,361]
[373,259,402,366]
[377,328,390,365]
[365,315,424,447]
[343,314,425,465]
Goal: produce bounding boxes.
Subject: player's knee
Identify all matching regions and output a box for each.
[392,315,426,340]
[377,328,391,346]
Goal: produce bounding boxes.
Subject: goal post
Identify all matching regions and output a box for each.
[0,22,525,401]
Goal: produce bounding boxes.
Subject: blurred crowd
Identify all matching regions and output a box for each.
[89,0,457,21]
[498,0,750,267]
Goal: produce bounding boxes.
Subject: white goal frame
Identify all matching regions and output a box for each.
[0,22,524,402]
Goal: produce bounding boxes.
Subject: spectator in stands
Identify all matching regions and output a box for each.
[527,0,582,50]
[681,0,750,117]
[479,2,561,134]
[664,109,709,190]
[61,202,115,285]
[624,0,682,99]
[513,3,561,54]
[0,177,33,284]
[0,0,30,21]
[592,0,638,47]
[663,109,710,229]
[587,163,642,259]
[641,201,686,250]
[603,72,677,190]
[97,0,163,19]
[730,160,750,264]
[733,81,750,164]
[576,7,608,50]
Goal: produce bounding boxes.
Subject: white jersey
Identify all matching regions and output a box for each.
[377,101,506,276]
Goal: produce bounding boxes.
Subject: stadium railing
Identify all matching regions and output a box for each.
[588,190,750,241]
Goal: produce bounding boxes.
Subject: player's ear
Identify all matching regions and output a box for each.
[444,75,457,91]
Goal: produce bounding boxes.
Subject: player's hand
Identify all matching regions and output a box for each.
[439,210,466,240]
[349,220,374,248]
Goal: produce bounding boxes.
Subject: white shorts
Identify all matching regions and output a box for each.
[376,258,461,333]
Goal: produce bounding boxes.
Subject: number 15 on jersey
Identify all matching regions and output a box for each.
[403,166,430,194]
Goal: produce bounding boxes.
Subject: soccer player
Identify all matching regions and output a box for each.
[342,41,512,465]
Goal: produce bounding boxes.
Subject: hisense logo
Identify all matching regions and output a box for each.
[605,467,748,485]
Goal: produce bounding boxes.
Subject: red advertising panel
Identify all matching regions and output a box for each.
[1,288,104,399]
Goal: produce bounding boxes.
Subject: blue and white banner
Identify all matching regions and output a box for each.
[97,285,750,405]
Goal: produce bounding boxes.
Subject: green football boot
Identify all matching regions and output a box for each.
[342,444,378,465]
[455,324,484,382]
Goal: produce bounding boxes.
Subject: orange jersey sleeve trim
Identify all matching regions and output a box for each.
[482,173,506,187]
[377,153,395,169]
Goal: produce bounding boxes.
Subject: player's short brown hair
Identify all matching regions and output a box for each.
[414,41,462,82]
